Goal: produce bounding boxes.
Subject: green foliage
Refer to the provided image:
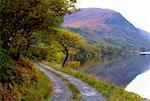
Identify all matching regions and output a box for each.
[0,0,130,100]
[0,0,78,100]
[66,18,150,51]
[75,44,99,65]
[35,28,100,67]
[55,29,86,52]
[54,29,86,67]
[0,47,16,83]
[98,45,123,56]
[0,0,76,60]
[0,0,77,97]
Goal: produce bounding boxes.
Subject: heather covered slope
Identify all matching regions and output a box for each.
[63,8,150,50]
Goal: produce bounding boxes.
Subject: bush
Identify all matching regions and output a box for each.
[66,61,80,69]
[0,47,16,84]
[0,57,52,100]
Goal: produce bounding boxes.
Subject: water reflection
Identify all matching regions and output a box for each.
[84,54,150,86]
[125,67,150,99]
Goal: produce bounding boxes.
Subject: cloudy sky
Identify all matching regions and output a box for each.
[77,0,150,33]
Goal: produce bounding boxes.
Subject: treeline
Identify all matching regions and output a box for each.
[0,0,76,60]
[30,28,99,67]
[0,0,100,98]
[0,0,80,100]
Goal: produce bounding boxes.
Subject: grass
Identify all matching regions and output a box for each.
[0,58,53,101]
[14,69,52,101]
[43,67,81,101]
[14,65,52,101]
[44,61,145,101]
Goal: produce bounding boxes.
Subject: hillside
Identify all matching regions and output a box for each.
[62,8,150,51]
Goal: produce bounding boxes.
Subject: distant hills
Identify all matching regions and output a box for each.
[62,8,150,51]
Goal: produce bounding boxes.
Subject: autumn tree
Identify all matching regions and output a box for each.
[0,0,77,89]
[55,29,86,67]
[0,0,76,60]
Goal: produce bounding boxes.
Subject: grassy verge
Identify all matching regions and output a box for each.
[14,70,52,101]
[44,61,145,101]
[43,67,81,101]
[0,58,52,101]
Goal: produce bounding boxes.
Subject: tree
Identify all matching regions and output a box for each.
[0,0,76,60]
[55,29,86,67]
[0,47,16,84]
[75,44,100,64]
[0,0,77,91]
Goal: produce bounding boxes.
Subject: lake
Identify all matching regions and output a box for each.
[125,67,150,99]
[81,54,150,99]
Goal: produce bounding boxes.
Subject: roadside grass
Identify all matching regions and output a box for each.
[0,58,52,101]
[10,58,53,101]
[14,69,52,101]
[42,66,82,101]
[43,61,145,101]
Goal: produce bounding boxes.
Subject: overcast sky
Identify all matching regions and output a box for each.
[77,0,150,33]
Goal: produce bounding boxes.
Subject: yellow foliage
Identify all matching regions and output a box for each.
[56,28,86,47]
[66,61,80,69]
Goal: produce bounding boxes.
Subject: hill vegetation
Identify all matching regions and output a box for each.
[63,8,150,51]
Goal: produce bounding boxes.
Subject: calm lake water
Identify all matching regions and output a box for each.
[125,67,150,99]
[82,54,150,99]
[82,54,150,87]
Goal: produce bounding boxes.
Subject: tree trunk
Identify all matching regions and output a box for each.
[62,47,69,68]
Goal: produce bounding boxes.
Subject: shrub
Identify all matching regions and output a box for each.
[66,61,80,69]
[0,47,16,84]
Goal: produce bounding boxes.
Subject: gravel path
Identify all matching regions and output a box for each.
[39,63,106,101]
[35,64,72,101]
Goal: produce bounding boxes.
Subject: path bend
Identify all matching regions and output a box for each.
[39,63,106,101]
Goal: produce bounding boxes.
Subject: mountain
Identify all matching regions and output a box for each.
[62,8,150,50]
